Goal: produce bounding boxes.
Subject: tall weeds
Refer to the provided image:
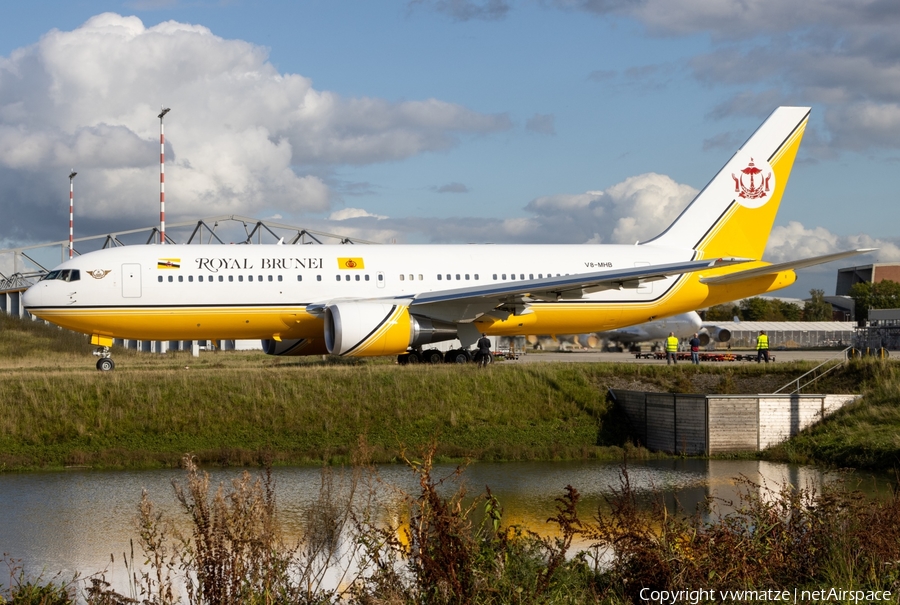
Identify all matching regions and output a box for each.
[345,447,597,604]
[589,468,900,602]
[12,453,899,604]
[86,455,365,605]
[0,555,77,604]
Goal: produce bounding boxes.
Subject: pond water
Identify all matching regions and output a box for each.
[0,459,890,597]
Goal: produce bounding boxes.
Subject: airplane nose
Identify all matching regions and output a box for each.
[22,283,43,310]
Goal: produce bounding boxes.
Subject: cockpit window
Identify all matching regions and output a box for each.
[40,269,80,282]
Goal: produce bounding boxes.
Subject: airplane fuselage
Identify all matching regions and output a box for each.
[24,243,722,343]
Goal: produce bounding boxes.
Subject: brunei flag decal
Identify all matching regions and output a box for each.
[157,258,181,270]
[338,257,365,270]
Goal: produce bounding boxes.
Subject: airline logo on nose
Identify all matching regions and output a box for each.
[158,258,181,269]
[338,257,365,269]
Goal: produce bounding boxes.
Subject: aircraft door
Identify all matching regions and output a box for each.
[122,263,142,298]
[377,271,385,288]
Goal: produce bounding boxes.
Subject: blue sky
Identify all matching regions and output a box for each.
[1,0,899,298]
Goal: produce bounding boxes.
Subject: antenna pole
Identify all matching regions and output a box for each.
[68,170,77,259]
[158,107,171,244]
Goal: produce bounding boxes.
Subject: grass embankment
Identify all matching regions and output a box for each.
[1,313,898,471]
[0,313,626,469]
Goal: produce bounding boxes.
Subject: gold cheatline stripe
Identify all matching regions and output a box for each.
[353,305,408,355]
[33,306,314,320]
[770,118,807,166]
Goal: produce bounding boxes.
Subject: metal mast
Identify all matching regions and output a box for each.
[158,107,171,245]
[68,170,77,259]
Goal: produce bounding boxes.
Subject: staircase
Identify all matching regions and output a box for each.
[772,346,852,394]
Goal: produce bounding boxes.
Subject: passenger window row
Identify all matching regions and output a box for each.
[158,274,286,283]
[154,272,561,284]
[433,274,478,281]
[491,273,559,280]
[156,274,380,283]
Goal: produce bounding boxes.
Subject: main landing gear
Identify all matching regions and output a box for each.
[93,346,115,371]
[397,348,472,365]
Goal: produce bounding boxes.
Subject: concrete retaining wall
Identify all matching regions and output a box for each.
[611,389,858,455]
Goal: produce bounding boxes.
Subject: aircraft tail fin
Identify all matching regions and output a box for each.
[645,107,810,261]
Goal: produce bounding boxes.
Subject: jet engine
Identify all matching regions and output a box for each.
[698,327,732,347]
[577,334,601,349]
[324,302,458,356]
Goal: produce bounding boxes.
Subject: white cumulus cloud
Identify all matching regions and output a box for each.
[328,208,388,221]
[524,172,698,244]
[0,13,511,244]
[766,221,900,263]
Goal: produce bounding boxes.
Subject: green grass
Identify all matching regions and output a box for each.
[2,314,899,472]
[0,359,635,470]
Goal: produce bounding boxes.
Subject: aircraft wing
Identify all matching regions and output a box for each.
[403,256,749,321]
[699,249,875,286]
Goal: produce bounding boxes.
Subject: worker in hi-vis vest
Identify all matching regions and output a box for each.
[666,331,679,365]
[756,330,770,364]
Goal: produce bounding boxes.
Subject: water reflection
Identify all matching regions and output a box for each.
[0,460,890,595]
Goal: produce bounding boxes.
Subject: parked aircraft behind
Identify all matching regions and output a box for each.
[526,311,733,352]
[23,107,872,369]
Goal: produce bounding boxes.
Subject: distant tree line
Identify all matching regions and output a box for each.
[704,289,832,322]
[848,279,900,323]
[703,281,900,323]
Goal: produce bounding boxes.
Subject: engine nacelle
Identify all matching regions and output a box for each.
[324,302,458,357]
[576,334,601,349]
[262,338,328,356]
[698,328,732,347]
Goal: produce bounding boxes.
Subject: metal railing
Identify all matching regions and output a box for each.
[0,271,45,291]
[772,346,852,394]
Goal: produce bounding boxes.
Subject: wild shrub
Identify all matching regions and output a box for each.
[0,556,77,605]
[86,456,365,605]
[588,468,900,602]
[347,446,599,605]
[12,453,900,604]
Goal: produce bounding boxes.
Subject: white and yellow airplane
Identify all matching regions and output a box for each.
[23,106,871,370]
[529,311,733,352]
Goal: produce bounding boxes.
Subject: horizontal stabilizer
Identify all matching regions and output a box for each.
[699,248,875,286]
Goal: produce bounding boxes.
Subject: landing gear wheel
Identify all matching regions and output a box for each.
[397,352,421,365]
[424,350,444,364]
[445,349,471,364]
[96,357,115,371]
